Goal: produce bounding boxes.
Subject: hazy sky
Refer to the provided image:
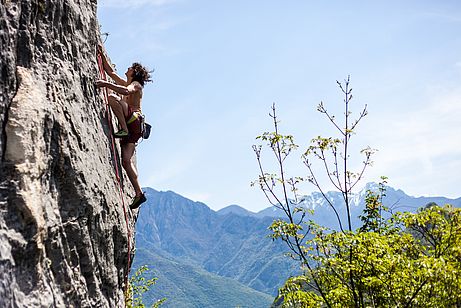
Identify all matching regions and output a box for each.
[98,0,461,212]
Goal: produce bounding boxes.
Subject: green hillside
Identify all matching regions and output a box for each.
[135,188,298,296]
[132,248,273,308]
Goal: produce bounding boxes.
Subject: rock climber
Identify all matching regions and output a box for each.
[95,44,151,209]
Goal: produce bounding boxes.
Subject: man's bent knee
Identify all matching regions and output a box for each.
[108,93,120,101]
[108,94,120,105]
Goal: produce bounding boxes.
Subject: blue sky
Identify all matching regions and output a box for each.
[98,0,461,212]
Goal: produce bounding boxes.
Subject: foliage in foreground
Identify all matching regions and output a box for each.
[278,204,461,307]
[253,77,461,307]
[126,265,166,308]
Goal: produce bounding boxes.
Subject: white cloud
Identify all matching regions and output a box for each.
[363,86,461,198]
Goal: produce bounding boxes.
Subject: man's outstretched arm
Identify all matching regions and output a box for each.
[97,44,128,86]
[95,80,141,96]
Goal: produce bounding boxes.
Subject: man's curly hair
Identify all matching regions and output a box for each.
[131,62,152,86]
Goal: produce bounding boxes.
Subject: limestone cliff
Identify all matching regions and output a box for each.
[0,0,136,306]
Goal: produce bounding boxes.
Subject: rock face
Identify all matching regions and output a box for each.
[0,1,136,307]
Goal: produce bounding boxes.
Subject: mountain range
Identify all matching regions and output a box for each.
[133,185,461,307]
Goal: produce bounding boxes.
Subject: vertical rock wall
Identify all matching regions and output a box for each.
[0,0,136,306]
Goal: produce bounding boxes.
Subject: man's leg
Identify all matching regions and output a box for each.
[121,142,143,196]
[108,94,129,132]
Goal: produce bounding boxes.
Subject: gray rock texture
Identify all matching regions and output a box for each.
[0,0,136,307]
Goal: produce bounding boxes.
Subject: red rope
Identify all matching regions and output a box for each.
[97,54,132,293]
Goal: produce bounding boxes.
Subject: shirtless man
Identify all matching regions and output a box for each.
[96,45,151,209]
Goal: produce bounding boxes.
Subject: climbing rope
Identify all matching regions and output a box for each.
[96,53,132,293]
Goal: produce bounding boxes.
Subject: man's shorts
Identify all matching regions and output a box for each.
[122,106,142,145]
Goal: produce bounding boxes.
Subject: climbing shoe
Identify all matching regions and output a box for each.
[130,193,147,209]
[114,129,129,138]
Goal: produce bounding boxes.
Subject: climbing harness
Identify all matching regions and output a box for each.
[126,111,141,125]
[96,53,132,293]
[126,111,152,141]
